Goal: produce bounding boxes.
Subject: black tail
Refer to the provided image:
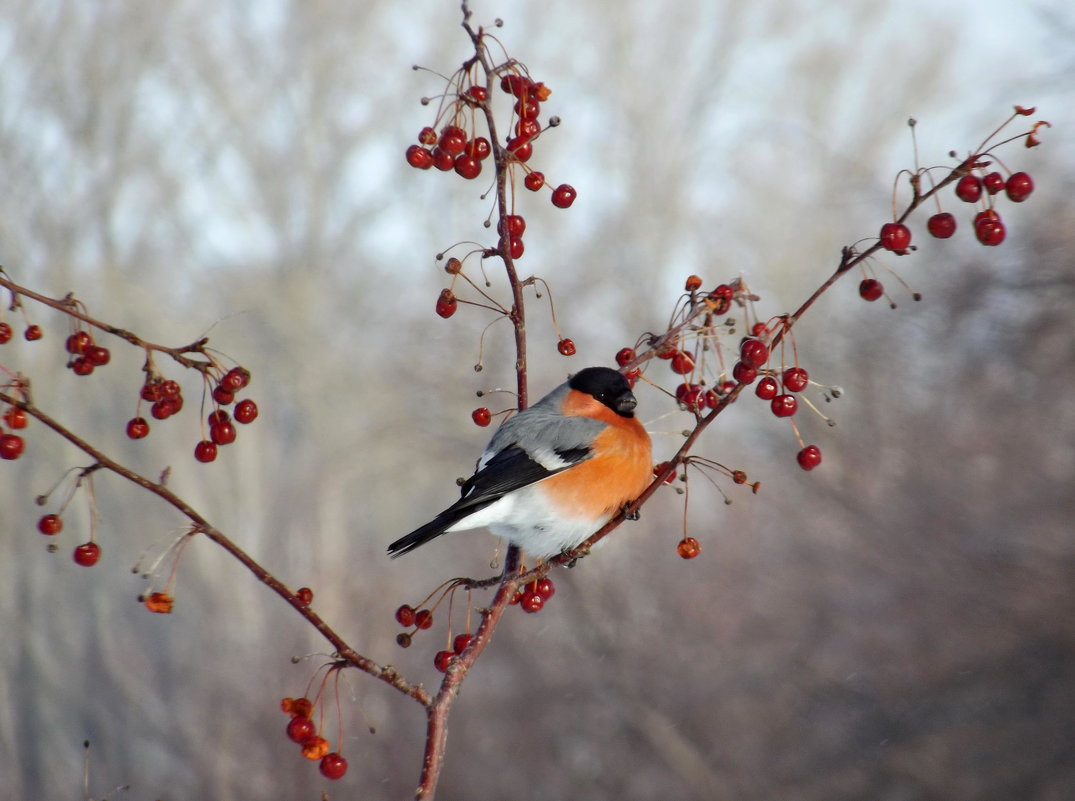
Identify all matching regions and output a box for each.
[387,497,495,558]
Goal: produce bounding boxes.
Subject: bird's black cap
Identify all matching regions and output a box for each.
[569,367,637,417]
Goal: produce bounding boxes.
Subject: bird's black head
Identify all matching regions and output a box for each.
[569,367,638,418]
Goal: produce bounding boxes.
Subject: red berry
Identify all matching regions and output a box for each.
[499,215,526,238]
[751,322,768,338]
[464,136,491,160]
[955,174,983,203]
[514,97,541,120]
[431,147,454,171]
[150,399,176,420]
[755,376,778,400]
[557,338,576,356]
[684,274,703,291]
[73,542,101,566]
[797,445,822,471]
[670,351,695,375]
[927,212,957,239]
[71,357,94,376]
[615,347,636,366]
[418,126,438,145]
[212,385,235,405]
[534,577,555,600]
[770,394,798,418]
[879,222,912,252]
[38,514,63,535]
[0,322,12,344]
[654,461,676,484]
[515,118,541,139]
[676,383,703,412]
[289,697,314,719]
[520,590,544,613]
[859,278,884,302]
[414,609,433,629]
[126,417,150,439]
[234,398,258,424]
[550,184,576,208]
[207,409,230,426]
[436,288,458,319]
[319,753,348,781]
[732,362,757,385]
[739,338,769,369]
[24,324,43,341]
[1005,171,1034,202]
[466,85,487,103]
[471,407,492,427]
[982,171,1005,195]
[296,587,314,606]
[286,715,315,743]
[452,633,473,653]
[677,537,701,559]
[782,366,809,392]
[405,145,434,170]
[0,432,24,460]
[222,367,250,392]
[975,217,1006,246]
[4,406,27,429]
[705,389,721,408]
[506,136,532,162]
[194,440,218,463]
[210,421,236,445]
[500,74,533,98]
[524,171,545,191]
[434,649,454,672]
[395,604,416,627]
[508,236,524,259]
[85,345,110,366]
[453,153,481,179]
[66,331,92,354]
[439,126,467,156]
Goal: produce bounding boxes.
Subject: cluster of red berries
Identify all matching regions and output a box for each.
[36,513,101,566]
[1,402,27,461]
[126,366,258,463]
[64,329,111,376]
[433,632,474,673]
[0,321,43,344]
[394,603,435,648]
[509,576,555,613]
[280,697,348,780]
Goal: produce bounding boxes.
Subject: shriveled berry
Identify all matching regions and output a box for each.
[684,275,703,291]
[982,171,1005,195]
[286,716,316,744]
[1005,172,1034,202]
[955,174,983,203]
[436,288,458,319]
[677,537,701,559]
[0,322,12,344]
[319,753,348,780]
[859,278,884,302]
[301,736,329,761]
[927,212,957,239]
[551,184,577,208]
[755,376,778,400]
[126,417,150,439]
[471,407,492,427]
[414,609,433,629]
[418,126,438,145]
[38,514,63,535]
[770,394,798,418]
[289,697,314,719]
[24,324,43,341]
[797,445,822,470]
[557,338,576,356]
[395,604,416,627]
[782,367,809,392]
[194,440,218,463]
[615,347,636,366]
[144,592,174,613]
[879,222,911,252]
[0,432,25,460]
[234,398,258,424]
[524,171,545,191]
[73,542,101,566]
[406,145,434,170]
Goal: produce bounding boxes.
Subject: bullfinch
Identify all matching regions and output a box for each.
[388,366,653,560]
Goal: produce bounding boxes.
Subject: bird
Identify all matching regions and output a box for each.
[388,366,653,560]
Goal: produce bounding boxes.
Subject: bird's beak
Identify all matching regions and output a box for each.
[616,391,638,415]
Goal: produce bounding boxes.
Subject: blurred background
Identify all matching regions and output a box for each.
[1,0,1073,798]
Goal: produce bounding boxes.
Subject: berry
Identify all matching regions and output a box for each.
[500,215,526,237]
[212,385,235,405]
[221,368,250,392]
[515,118,541,139]
[739,338,769,369]
[797,445,822,471]
[126,417,150,439]
[4,406,27,429]
[73,542,101,567]
[705,389,721,408]
[1005,172,1034,202]
[431,147,454,171]
[770,394,798,418]
[471,407,492,427]
[879,222,912,252]
[927,212,957,239]
[207,409,230,426]
[24,324,43,341]
[755,376,778,400]
[85,345,110,366]
[452,633,473,653]
[550,184,577,208]
[453,153,481,179]
[0,432,24,460]
[534,577,555,600]
[520,590,544,613]
[66,331,92,354]
[975,217,1006,246]
[417,126,438,145]
[677,537,701,559]
[71,357,94,376]
[670,351,695,375]
[464,136,491,160]
[144,592,174,613]
[301,736,329,761]
[955,174,983,203]
[557,338,576,356]
[150,399,176,420]
[414,609,433,629]
[405,145,434,170]
[751,322,768,338]
[436,289,458,319]
[439,126,467,156]
[38,514,63,535]
[859,278,884,302]
[654,462,676,484]
[319,753,348,781]
[676,384,704,412]
[395,604,416,627]
[0,322,12,343]
[295,587,314,606]
[982,171,1005,195]
[514,97,541,120]
[194,440,218,463]
[684,275,703,291]
[434,650,454,672]
[210,421,236,445]
[615,347,636,366]
[732,362,757,385]
[782,366,809,392]
[508,236,524,259]
[286,716,315,744]
[289,697,314,719]
[466,85,487,103]
[524,171,545,191]
[505,136,532,162]
[234,398,258,424]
